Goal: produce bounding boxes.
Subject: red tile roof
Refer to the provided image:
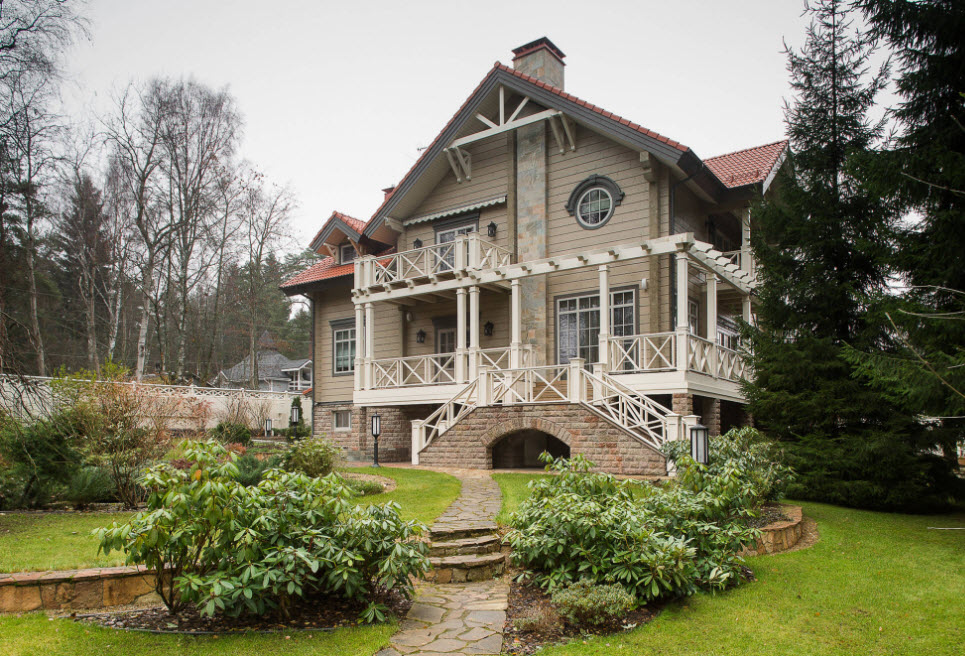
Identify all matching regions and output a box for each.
[280,247,396,291]
[308,211,367,252]
[704,140,788,189]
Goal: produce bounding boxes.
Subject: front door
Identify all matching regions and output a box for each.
[557,290,635,365]
[436,327,456,381]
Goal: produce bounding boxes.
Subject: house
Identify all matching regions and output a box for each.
[214,331,313,392]
[282,38,786,474]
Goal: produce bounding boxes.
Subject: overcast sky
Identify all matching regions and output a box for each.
[62,0,814,248]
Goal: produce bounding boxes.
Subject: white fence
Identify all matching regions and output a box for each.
[0,376,311,432]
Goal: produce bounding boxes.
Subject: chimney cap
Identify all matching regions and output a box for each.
[512,37,565,63]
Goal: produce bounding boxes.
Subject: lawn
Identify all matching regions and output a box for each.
[492,472,546,524]
[0,467,459,573]
[493,472,965,656]
[0,613,393,656]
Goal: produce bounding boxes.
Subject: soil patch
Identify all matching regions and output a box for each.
[748,503,792,529]
[502,577,661,655]
[74,590,410,634]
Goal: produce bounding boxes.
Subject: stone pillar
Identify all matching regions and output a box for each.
[672,393,694,416]
[704,397,722,437]
[456,288,467,382]
[517,122,547,364]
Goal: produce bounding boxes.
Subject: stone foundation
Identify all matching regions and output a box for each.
[0,566,160,612]
[314,402,436,463]
[418,404,667,475]
[672,393,693,416]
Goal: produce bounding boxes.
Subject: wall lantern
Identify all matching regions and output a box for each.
[487,221,497,238]
[413,238,423,249]
[416,329,427,343]
[370,413,382,468]
[690,423,709,465]
[484,321,495,337]
[264,418,272,438]
[290,404,302,426]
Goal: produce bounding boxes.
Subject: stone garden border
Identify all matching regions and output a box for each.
[744,504,804,556]
[0,565,160,613]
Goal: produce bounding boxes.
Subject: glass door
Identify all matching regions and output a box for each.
[557,290,635,366]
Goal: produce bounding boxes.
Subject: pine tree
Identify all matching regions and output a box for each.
[845,0,965,467]
[744,0,957,511]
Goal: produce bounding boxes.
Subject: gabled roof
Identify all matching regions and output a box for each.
[308,210,367,253]
[219,350,307,384]
[363,62,721,240]
[705,140,789,190]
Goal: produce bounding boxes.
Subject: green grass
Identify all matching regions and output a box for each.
[342,466,461,524]
[0,613,394,656]
[493,472,965,655]
[0,512,133,573]
[0,467,459,573]
[493,472,547,524]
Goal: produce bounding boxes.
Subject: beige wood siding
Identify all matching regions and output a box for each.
[402,290,510,357]
[313,280,355,403]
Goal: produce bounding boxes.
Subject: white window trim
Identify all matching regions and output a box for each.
[575,187,615,229]
[333,409,351,431]
[333,326,356,375]
[556,288,635,364]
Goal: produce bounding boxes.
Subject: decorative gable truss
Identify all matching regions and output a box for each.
[443,85,577,182]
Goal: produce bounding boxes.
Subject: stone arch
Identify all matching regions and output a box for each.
[482,417,575,469]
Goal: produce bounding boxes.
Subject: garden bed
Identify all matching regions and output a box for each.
[73,589,410,634]
[743,504,805,555]
[501,577,661,655]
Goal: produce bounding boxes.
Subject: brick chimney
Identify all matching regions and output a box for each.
[512,37,565,89]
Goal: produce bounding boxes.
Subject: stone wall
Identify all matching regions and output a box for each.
[0,566,160,612]
[314,402,436,463]
[743,505,804,556]
[418,404,667,475]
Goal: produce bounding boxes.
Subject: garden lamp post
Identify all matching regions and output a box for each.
[370,413,382,468]
[264,418,272,439]
[290,404,301,427]
[690,422,709,465]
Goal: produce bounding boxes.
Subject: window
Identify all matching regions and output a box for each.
[565,175,625,230]
[557,289,635,364]
[688,299,699,333]
[333,326,355,374]
[340,243,356,264]
[576,188,614,227]
[435,219,476,271]
[333,410,351,431]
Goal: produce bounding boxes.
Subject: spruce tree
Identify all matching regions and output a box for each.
[744,0,955,511]
[845,0,965,469]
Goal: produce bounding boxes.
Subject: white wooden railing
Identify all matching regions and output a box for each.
[411,359,693,464]
[606,331,747,382]
[475,344,535,371]
[358,233,513,289]
[372,353,457,388]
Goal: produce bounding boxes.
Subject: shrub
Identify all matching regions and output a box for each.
[285,422,311,441]
[513,605,562,633]
[283,436,341,478]
[96,440,428,620]
[210,421,252,446]
[343,477,384,497]
[233,453,283,487]
[506,453,762,603]
[67,466,116,509]
[551,580,634,627]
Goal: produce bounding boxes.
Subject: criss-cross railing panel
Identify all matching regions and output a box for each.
[608,332,677,372]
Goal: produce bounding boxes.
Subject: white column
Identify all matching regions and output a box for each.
[742,294,753,326]
[740,207,753,274]
[468,285,480,379]
[476,365,491,406]
[354,303,364,389]
[454,235,467,271]
[510,279,522,368]
[598,265,610,368]
[706,274,718,377]
[364,302,375,390]
[411,420,423,465]
[568,357,585,403]
[455,287,467,382]
[675,251,690,371]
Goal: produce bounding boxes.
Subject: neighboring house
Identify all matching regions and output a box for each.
[282,38,787,474]
[214,331,312,392]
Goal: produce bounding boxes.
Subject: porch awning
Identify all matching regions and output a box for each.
[401,195,507,227]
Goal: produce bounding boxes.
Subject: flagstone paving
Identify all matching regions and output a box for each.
[376,470,507,656]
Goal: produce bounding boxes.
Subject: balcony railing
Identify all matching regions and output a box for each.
[369,345,534,390]
[606,331,748,382]
[357,233,513,289]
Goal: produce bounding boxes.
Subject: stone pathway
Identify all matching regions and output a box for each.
[376,470,507,656]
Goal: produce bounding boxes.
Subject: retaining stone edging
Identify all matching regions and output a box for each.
[0,565,160,612]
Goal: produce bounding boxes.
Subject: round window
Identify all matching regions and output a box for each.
[576,187,614,228]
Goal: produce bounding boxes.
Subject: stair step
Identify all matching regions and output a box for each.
[425,551,507,584]
[429,523,498,542]
[429,534,500,557]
